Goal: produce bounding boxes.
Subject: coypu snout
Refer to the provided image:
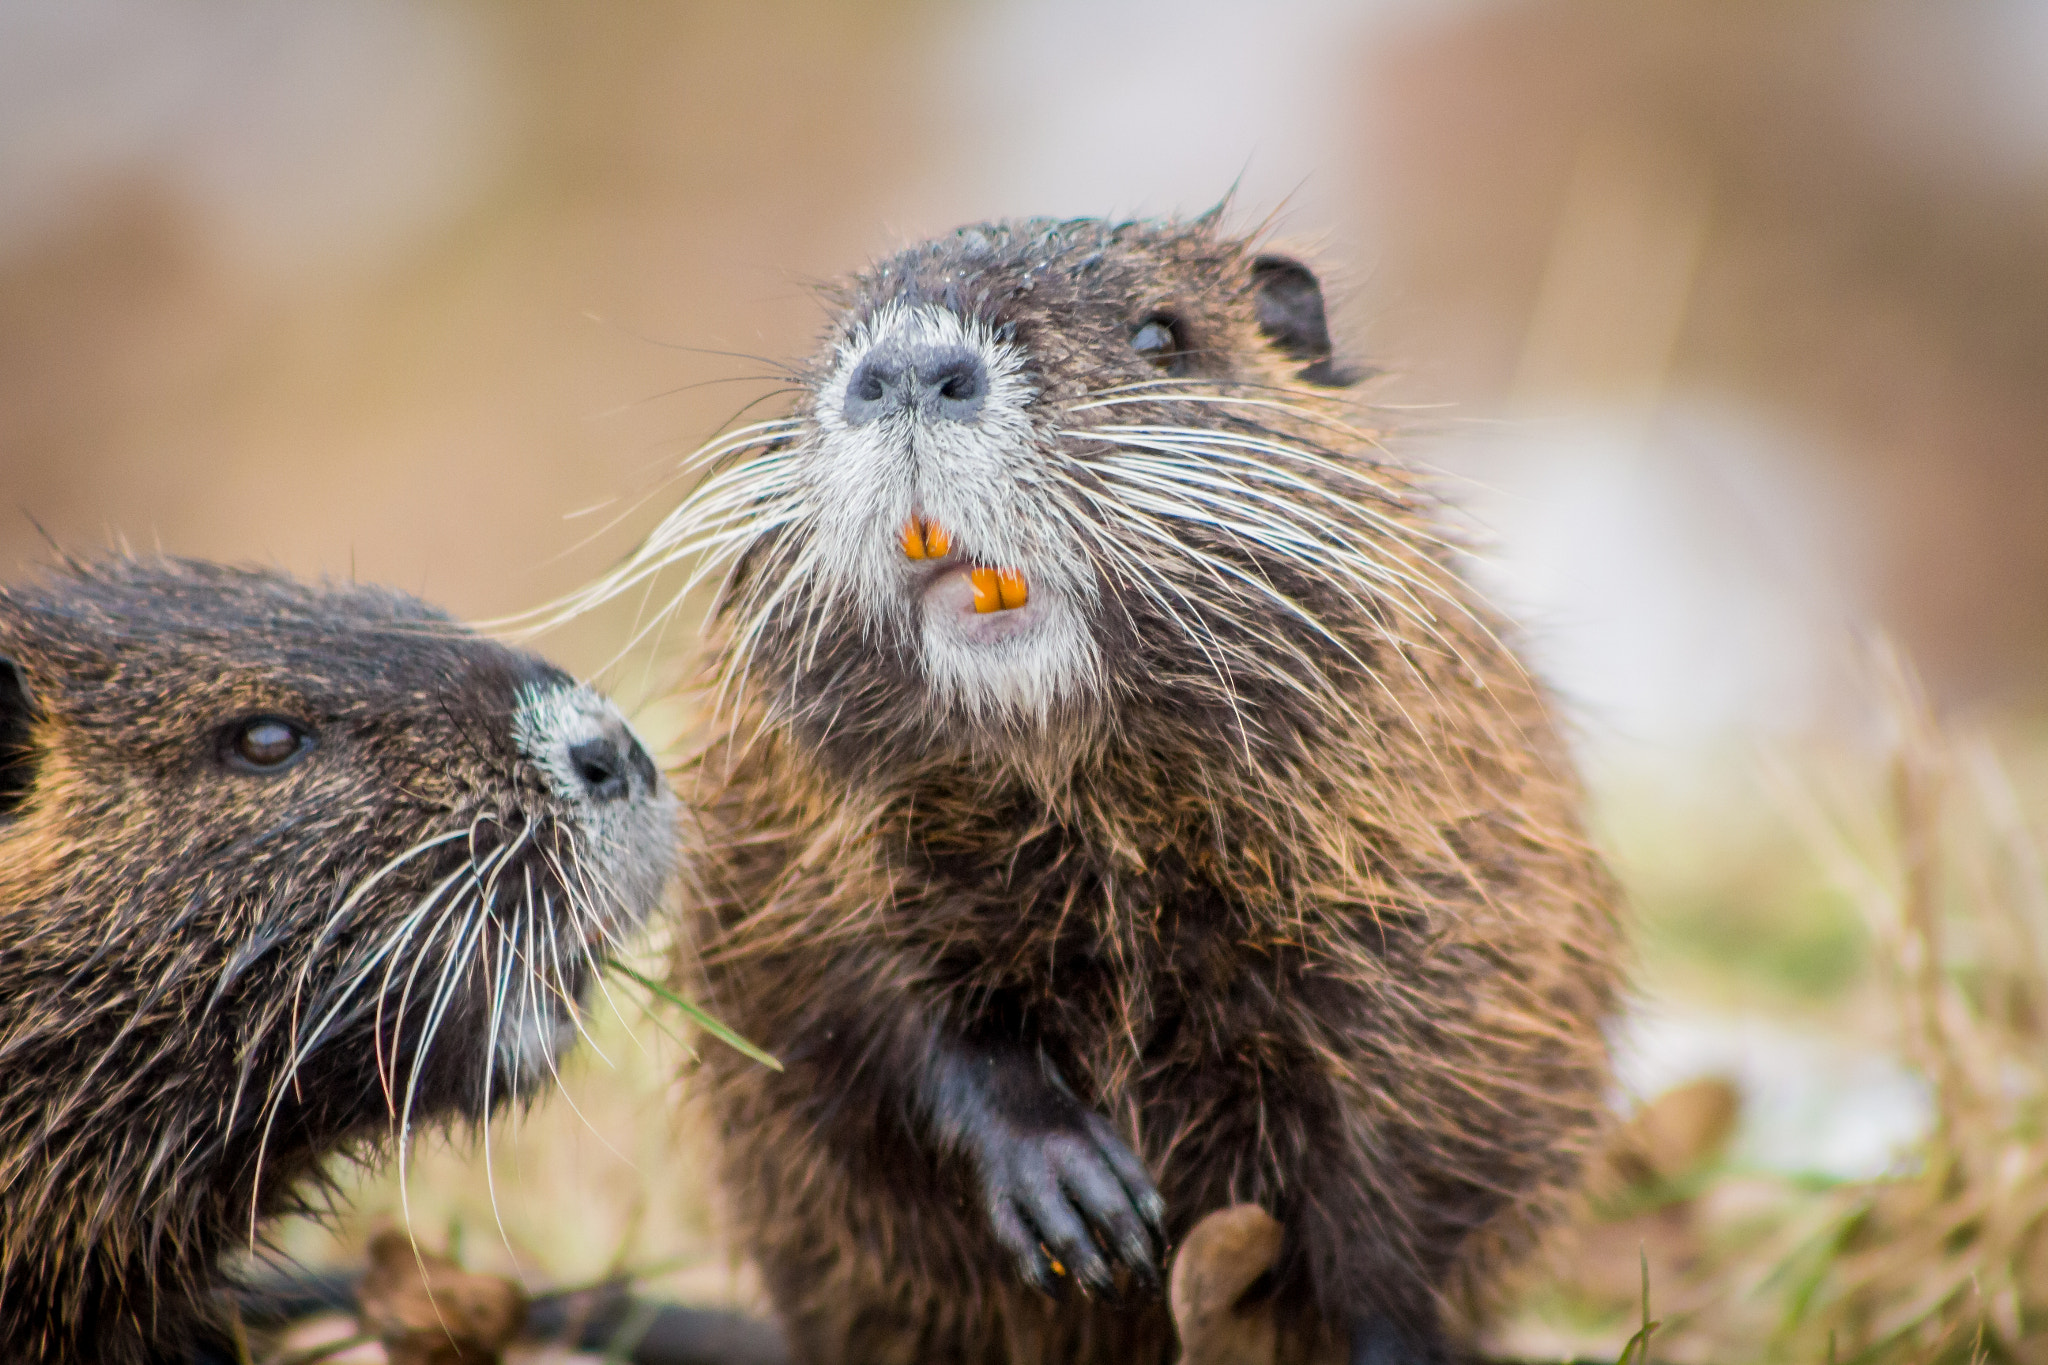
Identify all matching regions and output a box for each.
[842,338,990,426]
[520,685,662,808]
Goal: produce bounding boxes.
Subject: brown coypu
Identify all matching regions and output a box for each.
[602,212,1625,1363]
[0,556,677,1365]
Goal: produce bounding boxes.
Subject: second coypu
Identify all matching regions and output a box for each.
[606,213,1625,1363]
[0,557,677,1365]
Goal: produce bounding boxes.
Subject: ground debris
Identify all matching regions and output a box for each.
[356,1231,527,1365]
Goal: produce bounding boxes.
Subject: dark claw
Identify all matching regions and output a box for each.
[988,1200,1058,1293]
[1069,1251,1115,1295]
[980,1120,1162,1296]
[1122,1234,1163,1292]
[1081,1110,1168,1247]
[1021,1253,1058,1295]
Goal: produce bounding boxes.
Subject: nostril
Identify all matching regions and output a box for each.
[625,732,660,792]
[567,738,629,803]
[917,347,986,420]
[843,339,987,425]
[843,351,901,426]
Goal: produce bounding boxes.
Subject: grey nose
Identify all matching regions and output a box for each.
[842,341,987,426]
[567,728,657,804]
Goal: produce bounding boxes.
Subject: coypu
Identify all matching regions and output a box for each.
[602,212,1625,1363]
[0,556,676,1365]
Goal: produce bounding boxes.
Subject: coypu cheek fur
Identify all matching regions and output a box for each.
[0,558,676,1365]
[628,214,1626,1365]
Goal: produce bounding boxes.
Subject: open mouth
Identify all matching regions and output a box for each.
[900,515,1030,613]
[900,514,1042,642]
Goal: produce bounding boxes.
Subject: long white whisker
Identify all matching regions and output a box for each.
[1074,422,1518,692]
[245,851,478,1246]
[280,830,470,1075]
[1068,479,1410,739]
[503,433,805,636]
[1083,433,1451,589]
[1066,389,1384,448]
[1088,430,1464,585]
[536,842,640,1046]
[1078,443,1490,725]
[1090,457,1444,639]
[477,881,525,1274]
[394,899,488,1248]
[538,882,609,1066]
[1062,507,1255,756]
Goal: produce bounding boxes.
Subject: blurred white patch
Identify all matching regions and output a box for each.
[495,1005,575,1089]
[267,1314,384,1365]
[1437,402,1862,778]
[1616,1004,1932,1180]
[0,0,507,280]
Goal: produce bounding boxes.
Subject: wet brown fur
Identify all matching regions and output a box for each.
[666,215,1625,1363]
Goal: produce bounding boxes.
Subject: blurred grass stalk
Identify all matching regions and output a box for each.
[1755,643,2048,1362]
[1507,641,2048,1363]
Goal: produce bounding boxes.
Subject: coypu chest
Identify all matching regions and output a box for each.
[890,811,1330,1067]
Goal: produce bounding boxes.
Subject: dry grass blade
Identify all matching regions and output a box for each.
[262,1331,377,1365]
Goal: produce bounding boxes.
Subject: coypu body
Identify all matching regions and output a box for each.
[0,558,675,1364]
[637,214,1623,1363]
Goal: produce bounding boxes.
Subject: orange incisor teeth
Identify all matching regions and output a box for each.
[968,566,1003,614]
[899,515,951,560]
[969,567,1029,614]
[996,568,1028,610]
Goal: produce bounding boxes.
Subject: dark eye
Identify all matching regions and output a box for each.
[223,716,314,774]
[1130,314,1190,374]
[0,659,38,820]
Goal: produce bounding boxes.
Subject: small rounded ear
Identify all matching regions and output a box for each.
[1251,255,1365,387]
[0,657,40,820]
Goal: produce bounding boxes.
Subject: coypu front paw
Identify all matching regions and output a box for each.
[923,1037,1166,1294]
[978,1099,1165,1296]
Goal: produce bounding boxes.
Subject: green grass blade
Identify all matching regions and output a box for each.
[1615,1246,1662,1365]
[613,963,783,1071]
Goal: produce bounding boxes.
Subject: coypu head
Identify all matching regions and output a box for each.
[588,214,1456,785]
[0,557,676,1364]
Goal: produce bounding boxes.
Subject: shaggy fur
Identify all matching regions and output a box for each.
[0,558,675,1365]
[633,215,1624,1363]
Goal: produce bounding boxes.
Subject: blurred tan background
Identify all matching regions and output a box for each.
[7,0,2046,725]
[6,0,2048,1343]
